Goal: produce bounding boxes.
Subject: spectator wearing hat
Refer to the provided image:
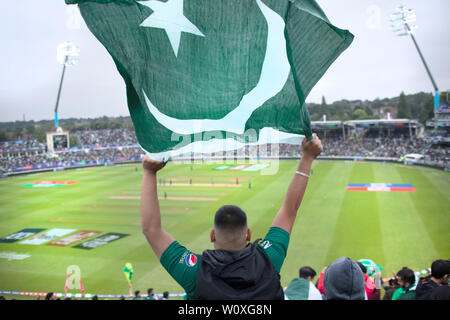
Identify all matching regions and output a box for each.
[317,257,366,300]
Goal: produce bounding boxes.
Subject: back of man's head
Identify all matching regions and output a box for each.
[299,266,317,280]
[431,259,450,281]
[213,205,249,248]
[215,205,247,230]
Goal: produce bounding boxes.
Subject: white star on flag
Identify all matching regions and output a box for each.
[139,0,205,57]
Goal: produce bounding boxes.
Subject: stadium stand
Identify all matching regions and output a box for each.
[0,129,143,174]
[0,139,46,152]
[0,124,448,174]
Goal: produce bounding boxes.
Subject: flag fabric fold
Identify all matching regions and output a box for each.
[67,0,353,160]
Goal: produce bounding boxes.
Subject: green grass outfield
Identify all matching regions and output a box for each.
[0,160,449,299]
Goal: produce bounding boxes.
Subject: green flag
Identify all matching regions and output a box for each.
[358,259,382,277]
[66,0,353,161]
[123,262,133,284]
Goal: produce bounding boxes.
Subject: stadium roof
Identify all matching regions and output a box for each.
[345,119,418,127]
[311,121,343,128]
[426,120,450,127]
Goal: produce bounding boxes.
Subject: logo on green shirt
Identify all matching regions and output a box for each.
[259,240,272,249]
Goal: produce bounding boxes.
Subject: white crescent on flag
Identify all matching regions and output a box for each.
[142,0,291,135]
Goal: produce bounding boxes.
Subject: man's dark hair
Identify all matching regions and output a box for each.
[299,266,316,279]
[431,259,450,279]
[214,205,247,231]
[389,278,399,286]
[134,290,140,296]
[147,288,154,295]
[397,267,415,286]
[45,292,54,300]
[357,262,367,274]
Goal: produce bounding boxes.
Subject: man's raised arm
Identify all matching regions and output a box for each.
[271,133,323,234]
[140,155,176,259]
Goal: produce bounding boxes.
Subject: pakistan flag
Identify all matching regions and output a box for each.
[66,0,353,161]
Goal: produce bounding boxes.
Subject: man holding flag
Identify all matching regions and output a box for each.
[67,0,351,299]
[140,133,322,299]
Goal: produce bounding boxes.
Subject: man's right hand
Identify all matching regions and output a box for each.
[301,133,323,161]
[142,155,167,174]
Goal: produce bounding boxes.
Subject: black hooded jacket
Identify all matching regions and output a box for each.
[196,239,284,300]
[415,276,440,300]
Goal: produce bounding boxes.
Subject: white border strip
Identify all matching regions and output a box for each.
[141,127,305,161]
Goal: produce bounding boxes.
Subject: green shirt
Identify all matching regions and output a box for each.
[392,285,416,300]
[160,226,290,300]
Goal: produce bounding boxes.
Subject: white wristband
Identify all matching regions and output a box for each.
[295,171,310,178]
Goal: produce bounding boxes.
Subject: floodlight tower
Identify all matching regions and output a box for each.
[390,6,440,117]
[54,41,80,128]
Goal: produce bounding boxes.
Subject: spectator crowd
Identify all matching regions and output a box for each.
[0,139,45,152]
[74,129,138,148]
[283,258,450,300]
[0,129,143,172]
[0,128,448,172]
[1,258,447,300]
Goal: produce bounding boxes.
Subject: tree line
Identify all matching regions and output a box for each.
[0,116,135,145]
[307,91,436,124]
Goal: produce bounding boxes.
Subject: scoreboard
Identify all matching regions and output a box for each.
[46,127,70,153]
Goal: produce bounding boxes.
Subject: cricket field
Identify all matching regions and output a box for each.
[0,160,449,298]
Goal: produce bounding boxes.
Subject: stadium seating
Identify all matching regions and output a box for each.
[0,128,448,173]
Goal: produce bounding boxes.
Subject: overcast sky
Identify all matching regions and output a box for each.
[0,0,449,122]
